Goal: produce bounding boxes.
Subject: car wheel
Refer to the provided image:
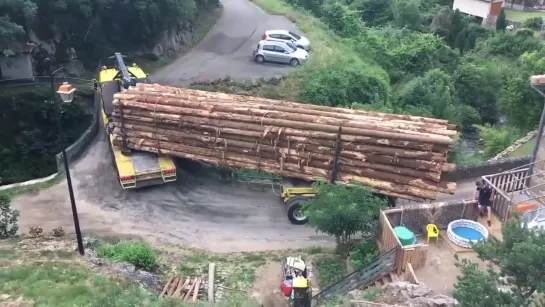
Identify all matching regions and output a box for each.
[255,55,265,63]
[290,58,300,67]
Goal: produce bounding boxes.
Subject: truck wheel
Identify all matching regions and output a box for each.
[286,196,309,225]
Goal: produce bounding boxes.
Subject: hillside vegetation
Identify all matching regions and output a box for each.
[233,0,545,165]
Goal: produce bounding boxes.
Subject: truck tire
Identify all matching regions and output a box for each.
[285,196,310,225]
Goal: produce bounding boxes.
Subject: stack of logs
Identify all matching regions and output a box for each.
[111,84,458,201]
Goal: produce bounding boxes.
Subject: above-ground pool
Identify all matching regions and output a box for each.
[447,219,489,249]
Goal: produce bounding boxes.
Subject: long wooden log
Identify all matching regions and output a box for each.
[113,98,456,144]
[114,93,457,137]
[111,122,454,172]
[112,124,443,180]
[132,84,452,126]
[112,131,454,193]
[113,116,450,153]
[111,108,449,161]
[116,137,439,199]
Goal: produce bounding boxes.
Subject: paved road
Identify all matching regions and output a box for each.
[12,0,332,253]
[152,0,300,86]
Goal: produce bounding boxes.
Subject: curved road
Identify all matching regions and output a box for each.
[12,0,332,252]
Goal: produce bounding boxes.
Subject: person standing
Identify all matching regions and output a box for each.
[475,179,494,226]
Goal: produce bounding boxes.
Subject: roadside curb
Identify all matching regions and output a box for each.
[0,173,60,191]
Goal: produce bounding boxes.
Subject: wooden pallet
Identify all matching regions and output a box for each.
[159,276,202,301]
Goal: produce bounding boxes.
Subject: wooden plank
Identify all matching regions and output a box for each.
[389,272,400,282]
[168,277,180,296]
[192,278,202,302]
[159,276,174,298]
[184,278,198,300]
[173,278,189,298]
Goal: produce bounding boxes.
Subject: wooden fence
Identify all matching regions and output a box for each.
[482,167,529,221]
[379,210,428,275]
[403,263,419,285]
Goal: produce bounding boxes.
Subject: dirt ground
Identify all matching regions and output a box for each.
[414,236,486,295]
[252,262,288,307]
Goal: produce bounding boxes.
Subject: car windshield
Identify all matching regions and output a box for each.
[286,42,298,51]
[288,31,301,40]
[284,43,297,53]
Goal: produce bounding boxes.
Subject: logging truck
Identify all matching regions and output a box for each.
[95,53,177,188]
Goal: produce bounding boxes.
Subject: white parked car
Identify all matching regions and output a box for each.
[262,30,311,51]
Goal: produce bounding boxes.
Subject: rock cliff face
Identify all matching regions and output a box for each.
[26,25,196,77]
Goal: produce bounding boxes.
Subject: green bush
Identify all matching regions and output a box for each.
[0,195,19,239]
[350,241,379,269]
[522,17,543,30]
[315,254,344,287]
[97,241,159,270]
[299,62,390,107]
[474,125,520,158]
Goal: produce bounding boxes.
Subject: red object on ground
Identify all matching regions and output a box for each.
[281,281,293,297]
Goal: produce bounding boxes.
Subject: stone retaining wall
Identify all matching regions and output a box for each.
[441,156,531,182]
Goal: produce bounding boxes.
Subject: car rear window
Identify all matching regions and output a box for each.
[289,31,301,40]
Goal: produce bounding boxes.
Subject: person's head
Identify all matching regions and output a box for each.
[476,179,485,187]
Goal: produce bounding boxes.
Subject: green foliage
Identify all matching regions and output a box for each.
[449,9,463,46]
[299,61,391,107]
[97,241,159,270]
[496,8,507,31]
[0,0,37,48]
[395,69,479,130]
[448,137,485,166]
[349,241,379,269]
[320,0,364,37]
[477,29,542,58]
[453,62,501,124]
[391,0,422,31]
[0,195,19,239]
[474,124,520,158]
[303,183,387,257]
[453,218,545,306]
[0,90,91,185]
[347,0,393,27]
[522,17,543,30]
[315,253,345,287]
[388,33,459,78]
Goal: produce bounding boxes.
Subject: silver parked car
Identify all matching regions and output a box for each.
[262,30,311,51]
[253,40,309,66]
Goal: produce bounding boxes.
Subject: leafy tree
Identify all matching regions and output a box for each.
[300,62,391,107]
[453,62,501,124]
[477,29,541,58]
[449,9,463,46]
[348,0,393,27]
[466,29,477,50]
[0,195,19,239]
[391,0,422,31]
[522,16,543,30]
[395,69,479,131]
[0,0,37,49]
[496,8,508,31]
[455,29,466,55]
[321,0,364,37]
[453,218,545,306]
[303,183,388,258]
[430,6,453,38]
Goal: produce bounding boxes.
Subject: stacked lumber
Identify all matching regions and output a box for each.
[111,84,458,201]
[160,276,202,301]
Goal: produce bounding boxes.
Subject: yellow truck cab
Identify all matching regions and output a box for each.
[95,53,177,189]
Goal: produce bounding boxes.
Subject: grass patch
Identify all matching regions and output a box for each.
[0,173,63,199]
[97,241,159,270]
[505,9,545,22]
[508,137,536,157]
[0,248,16,259]
[141,6,223,73]
[314,253,345,288]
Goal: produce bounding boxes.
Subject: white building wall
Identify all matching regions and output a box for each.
[453,0,491,18]
[0,54,34,80]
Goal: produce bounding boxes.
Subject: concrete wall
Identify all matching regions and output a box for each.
[453,0,491,18]
[388,200,480,234]
[0,54,34,80]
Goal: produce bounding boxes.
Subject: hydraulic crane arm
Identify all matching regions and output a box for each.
[111,52,137,89]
